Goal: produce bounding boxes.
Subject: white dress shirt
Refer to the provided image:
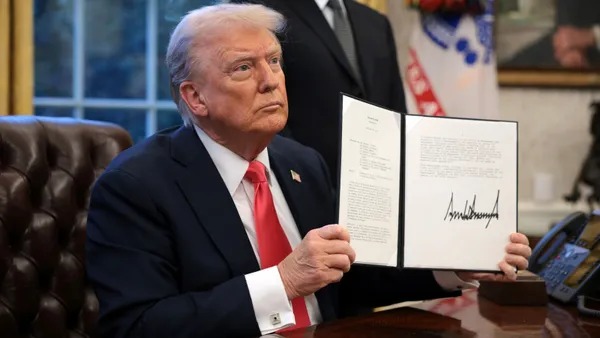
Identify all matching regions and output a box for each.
[194,125,478,334]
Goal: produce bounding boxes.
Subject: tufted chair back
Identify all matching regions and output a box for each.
[0,116,132,338]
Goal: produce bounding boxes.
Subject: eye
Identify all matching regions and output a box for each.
[235,64,251,72]
[270,57,280,64]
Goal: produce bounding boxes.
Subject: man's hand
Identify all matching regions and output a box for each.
[277,224,356,300]
[457,232,531,282]
[555,49,589,68]
[553,26,595,57]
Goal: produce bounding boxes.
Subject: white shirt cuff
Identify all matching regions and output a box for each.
[245,266,295,335]
[433,271,480,291]
[592,25,600,51]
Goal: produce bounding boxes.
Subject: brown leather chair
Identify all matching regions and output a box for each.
[0,116,132,338]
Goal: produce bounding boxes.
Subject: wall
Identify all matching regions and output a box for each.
[386,2,600,234]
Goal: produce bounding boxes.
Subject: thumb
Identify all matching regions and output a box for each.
[318,224,350,242]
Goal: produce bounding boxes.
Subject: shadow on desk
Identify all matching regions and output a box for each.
[278,290,600,337]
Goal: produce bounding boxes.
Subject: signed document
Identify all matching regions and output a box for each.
[338,94,517,271]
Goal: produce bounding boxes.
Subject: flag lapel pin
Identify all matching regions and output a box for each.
[290,170,302,183]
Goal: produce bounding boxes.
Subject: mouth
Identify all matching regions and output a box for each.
[260,101,284,110]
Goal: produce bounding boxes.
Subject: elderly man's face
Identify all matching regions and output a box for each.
[195,25,287,136]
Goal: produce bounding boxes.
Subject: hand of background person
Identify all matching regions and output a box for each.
[553,26,594,68]
[555,49,589,69]
[553,26,595,68]
[278,224,356,300]
[554,26,596,53]
[555,49,589,68]
[456,232,531,282]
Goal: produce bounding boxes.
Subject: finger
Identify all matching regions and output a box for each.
[562,54,586,68]
[553,34,562,49]
[555,34,569,50]
[323,254,352,272]
[466,273,503,282]
[322,240,355,261]
[557,42,572,54]
[324,268,345,283]
[505,254,529,271]
[499,260,517,280]
[464,273,484,280]
[560,55,577,67]
[505,243,532,259]
[462,271,500,281]
[555,48,573,63]
[510,233,529,246]
[318,224,350,242]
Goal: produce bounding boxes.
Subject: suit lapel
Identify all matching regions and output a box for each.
[268,144,314,239]
[171,126,260,277]
[284,0,363,90]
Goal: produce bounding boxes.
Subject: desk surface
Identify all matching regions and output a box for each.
[281,290,600,337]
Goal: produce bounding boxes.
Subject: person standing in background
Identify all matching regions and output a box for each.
[552,0,600,68]
[228,0,407,185]
[502,0,600,69]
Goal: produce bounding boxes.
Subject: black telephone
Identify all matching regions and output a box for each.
[529,210,600,316]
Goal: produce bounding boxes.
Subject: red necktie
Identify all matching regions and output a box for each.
[244,161,311,331]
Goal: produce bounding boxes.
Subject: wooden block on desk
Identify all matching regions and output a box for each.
[478,271,548,306]
[478,296,548,328]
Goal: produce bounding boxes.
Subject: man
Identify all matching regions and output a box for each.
[86,4,531,338]
[228,0,407,185]
[552,0,600,68]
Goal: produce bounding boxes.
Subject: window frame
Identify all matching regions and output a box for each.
[33,0,177,137]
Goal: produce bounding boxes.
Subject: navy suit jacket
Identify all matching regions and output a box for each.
[86,126,459,338]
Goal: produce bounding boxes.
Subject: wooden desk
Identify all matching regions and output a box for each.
[280,290,600,337]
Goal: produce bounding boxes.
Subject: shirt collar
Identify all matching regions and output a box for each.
[315,0,329,10]
[315,0,347,14]
[193,124,271,196]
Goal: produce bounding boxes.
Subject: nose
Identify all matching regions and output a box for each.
[257,61,280,93]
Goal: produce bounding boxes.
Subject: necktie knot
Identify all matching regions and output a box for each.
[245,161,267,184]
[327,0,342,11]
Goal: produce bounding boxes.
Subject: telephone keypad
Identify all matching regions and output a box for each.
[538,244,591,296]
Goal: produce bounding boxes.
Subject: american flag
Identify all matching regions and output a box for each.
[290,170,301,183]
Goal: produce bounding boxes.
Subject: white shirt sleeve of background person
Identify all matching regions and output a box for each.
[593,25,600,51]
[245,267,296,335]
[433,271,480,290]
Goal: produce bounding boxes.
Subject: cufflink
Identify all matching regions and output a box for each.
[270,313,281,325]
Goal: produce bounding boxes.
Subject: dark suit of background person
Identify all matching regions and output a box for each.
[85,124,465,337]
[229,0,407,184]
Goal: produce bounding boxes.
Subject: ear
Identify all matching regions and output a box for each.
[179,80,208,118]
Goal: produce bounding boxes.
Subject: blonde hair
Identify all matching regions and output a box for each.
[166,3,287,126]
